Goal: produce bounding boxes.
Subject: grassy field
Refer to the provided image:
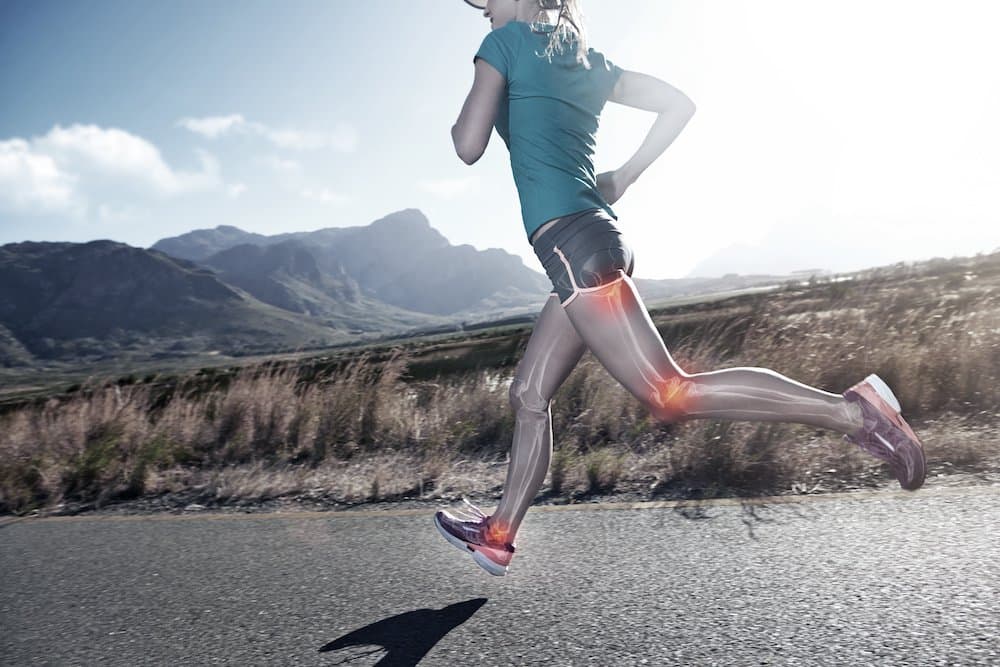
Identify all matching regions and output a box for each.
[2,252,998,515]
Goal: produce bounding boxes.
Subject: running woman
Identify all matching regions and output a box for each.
[435,0,927,577]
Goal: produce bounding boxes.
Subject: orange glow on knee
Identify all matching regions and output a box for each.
[570,273,700,420]
[651,375,699,417]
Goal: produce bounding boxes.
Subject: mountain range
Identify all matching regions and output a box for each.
[0,208,813,368]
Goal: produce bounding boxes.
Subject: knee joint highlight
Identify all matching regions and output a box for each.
[509,377,550,414]
[649,375,699,422]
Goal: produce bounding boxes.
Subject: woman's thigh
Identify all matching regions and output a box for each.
[532,210,690,421]
[510,293,588,410]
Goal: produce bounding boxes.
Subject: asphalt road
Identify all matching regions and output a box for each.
[2,486,999,666]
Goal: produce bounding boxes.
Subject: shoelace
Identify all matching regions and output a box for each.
[450,496,488,522]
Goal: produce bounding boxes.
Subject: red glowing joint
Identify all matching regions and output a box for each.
[485,516,512,545]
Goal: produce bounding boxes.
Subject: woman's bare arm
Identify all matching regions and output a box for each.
[451,58,507,165]
[609,70,696,188]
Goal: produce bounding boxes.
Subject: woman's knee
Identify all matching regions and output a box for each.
[646,373,699,424]
[508,376,550,414]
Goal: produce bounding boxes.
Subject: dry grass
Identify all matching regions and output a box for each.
[2,256,999,514]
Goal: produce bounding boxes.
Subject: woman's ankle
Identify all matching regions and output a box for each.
[486,515,515,545]
[843,399,864,435]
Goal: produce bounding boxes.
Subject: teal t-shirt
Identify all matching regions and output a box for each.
[474,20,625,243]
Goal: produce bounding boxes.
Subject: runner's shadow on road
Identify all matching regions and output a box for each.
[319,597,488,666]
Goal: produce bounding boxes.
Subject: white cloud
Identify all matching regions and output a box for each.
[176,113,245,139]
[0,138,81,215]
[177,113,359,152]
[227,183,248,198]
[35,123,221,197]
[266,122,358,152]
[418,176,477,199]
[0,123,230,219]
[301,187,350,205]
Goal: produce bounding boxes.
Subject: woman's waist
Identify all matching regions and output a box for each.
[511,150,594,177]
[529,207,609,246]
[530,217,565,244]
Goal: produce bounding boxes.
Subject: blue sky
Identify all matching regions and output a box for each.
[2,0,999,278]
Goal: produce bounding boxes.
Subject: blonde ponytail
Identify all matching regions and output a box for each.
[530,0,591,69]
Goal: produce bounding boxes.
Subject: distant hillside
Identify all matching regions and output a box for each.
[198,239,440,330]
[155,210,855,323]
[10,207,983,373]
[0,239,420,362]
[0,323,33,367]
[202,240,360,313]
[150,224,275,263]
[156,209,552,317]
[0,240,233,337]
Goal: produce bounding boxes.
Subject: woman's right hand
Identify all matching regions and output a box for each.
[596,170,629,206]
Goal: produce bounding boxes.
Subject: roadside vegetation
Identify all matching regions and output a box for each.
[2,253,998,515]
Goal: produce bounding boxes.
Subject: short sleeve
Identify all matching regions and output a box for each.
[590,49,625,100]
[605,58,625,94]
[474,25,520,80]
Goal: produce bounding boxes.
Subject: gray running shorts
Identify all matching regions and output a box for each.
[531,208,635,306]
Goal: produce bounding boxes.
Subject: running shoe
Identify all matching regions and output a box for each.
[433,498,516,576]
[843,373,927,491]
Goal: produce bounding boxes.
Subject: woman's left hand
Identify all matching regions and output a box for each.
[596,170,629,206]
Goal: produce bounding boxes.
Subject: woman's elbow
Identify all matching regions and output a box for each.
[676,95,696,117]
[453,137,483,164]
[451,124,486,164]
[457,147,483,165]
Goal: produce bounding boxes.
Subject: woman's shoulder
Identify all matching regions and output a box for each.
[584,46,621,72]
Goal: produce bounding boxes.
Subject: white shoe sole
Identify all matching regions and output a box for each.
[433,513,509,577]
[863,373,902,413]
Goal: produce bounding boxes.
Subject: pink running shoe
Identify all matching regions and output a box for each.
[843,373,927,491]
[433,498,516,576]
